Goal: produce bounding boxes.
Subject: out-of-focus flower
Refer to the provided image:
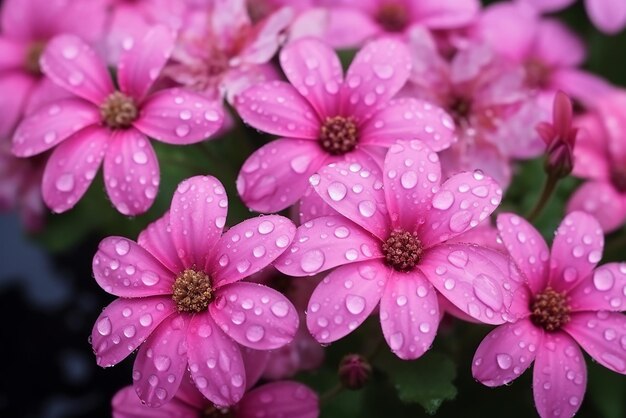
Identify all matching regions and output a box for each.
[473,211,626,418]
[91,175,299,407]
[236,37,455,213]
[339,354,372,390]
[568,91,626,232]
[0,0,107,137]
[12,28,224,215]
[276,140,519,360]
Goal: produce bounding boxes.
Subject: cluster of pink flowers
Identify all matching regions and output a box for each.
[2,0,626,417]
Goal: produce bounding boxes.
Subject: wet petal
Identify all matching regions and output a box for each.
[137,212,185,274]
[307,261,389,344]
[112,385,198,418]
[569,263,626,312]
[0,72,34,137]
[275,215,383,277]
[237,381,319,418]
[586,0,626,34]
[566,182,626,234]
[413,0,480,28]
[241,348,270,389]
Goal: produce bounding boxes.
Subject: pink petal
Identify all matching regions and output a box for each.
[359,98,456,152]
[103,129,160,216]
[413,0,480,28]
[40,35,114,105]
[236,81,321,139]
[534,19,585,68]
[0,39,28,67]
[310,159,390,241]
[209,0,251,48]
[238,7,293,64]
[419,244,521,325]
[236,139,329,213]
[137,212,185,274]
[112,385,198,418]
[572,114,610,181]
[118,26,175,101]
[133,315,190,407]
[12,98,100,157]
[382,140,442,232]
[0,72,34,137]
[322,7,380,49]
[237,381,319,418]
[532,332,587,418]
[168,175,228,271]
[241,348,270,389]
[379,269,440,360]
[274,215,383,277]
[306,261,389,344]
[133,88,224,145]
[518,0,575,13]
[569,263,626,312]
[92,296,176,367]
[496,213,550,294]
[93,236,175,298]
[586,0,626,34]
[418,171,503,247]
[472,319,541,387]
[279,37,344,118]
[548,211,604,291]
[186,313,246,406]
[24,77,73,115]
[41,125,108,213]
[551,69,614,108]
[209,215,296,288]
[296,187,340,224]
[566,182,626,234]
[342,37,411,122]
[209,282,299,350]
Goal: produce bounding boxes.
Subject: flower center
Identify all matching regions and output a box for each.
[100,91,138,129]
[202,406,233,418]
[530,287,571,332]
[524,58,551,89]
[448,95,472,125]
[376,3,409,32]
[320,116,358,155]
[382,229,423,272]
[611,165,626,193]
[24,41,46,75]
[172,269,213,313]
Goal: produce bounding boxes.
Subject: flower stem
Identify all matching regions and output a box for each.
[527,172,560,222]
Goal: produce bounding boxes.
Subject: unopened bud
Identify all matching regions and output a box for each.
[338,354,372,390]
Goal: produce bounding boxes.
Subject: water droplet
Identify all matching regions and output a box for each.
[258,220,275,234]
[400,171,418,189]
[154,355,171,372]
[496,353,512,370]
[447,250,468,268]
[593,269,614,291]
[358,200,376,218]
[300,250,325,273]
[270,301,289,318]
[175,125,190,137]
[345,294,365,315]
[373,64,394,79]
[473,275,503,310]
[115,240,130,256]
[245,325,265,343]
[389,332,404,350]
[432,190,454,210]
[133,151,148,165]
[139,314,153,327]
[328,182,347,201]
[55,173,75,192]
[97,317,112,336]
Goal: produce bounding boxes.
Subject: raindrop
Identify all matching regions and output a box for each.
[345,294,365,315]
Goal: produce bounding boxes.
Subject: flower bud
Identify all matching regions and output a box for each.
[338,354,372,390]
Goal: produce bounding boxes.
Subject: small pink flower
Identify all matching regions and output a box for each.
[91,175,299,407]
[236,36,456,213]
[275,140,519,360]
[473,211,626,418]
[112,377,319,418]
[12,27,224,215]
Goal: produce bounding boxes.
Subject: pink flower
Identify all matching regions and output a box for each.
[472,211,626,418]
[112,375,319,418]
[12,27,224,215]
[236,37,456,213]
[275,140,519,360]
[90,175,299,407]
[568,91,626,232]
[0,0,107,137]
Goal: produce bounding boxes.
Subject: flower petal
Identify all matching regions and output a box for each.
[566,182,626,234]
[237,381,319,418]
[496,213,550,294]
[133,315,190,407]
[548,211,604,292]
[236,81,321,139]
[137,212,185,274]
[41,125,108,213]
[534,19,585,67]
[532,332,587,418]
[0,72,34,137]
[112,385,198,418]
[210,282,299,350]
[565,311,626,374]
[241,348,270,389]
[275,215,383,277]
[418,171,503,247]
[551,69,614,108]
[413,0,480,28]
[380,269,440,360]
[91,296,176,367]
[40,34,114,105]
[93,236,175,297]
[186,313,246,407]
[103,129,160,216]
[279,37,344,119]
[237,138,328,213]
[12,98,100,157]
[472,319,540,387]
[306,261,388,344]
[133,88,224,145]
[569,263,626,312]
[118,25,175,101]
[586,0,626,34]
[168,175,228,270]
[572,114,610,181]
[210,215,296,288]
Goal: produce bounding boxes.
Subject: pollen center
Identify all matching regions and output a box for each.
[320,116,358,155]
[530,287,571,332]
[172,269,213,313]
[100,91,138,129]
[382,229,423,272]
[24,41,46,75]
[376,3,409,32]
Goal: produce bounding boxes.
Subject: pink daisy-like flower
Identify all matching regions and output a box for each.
[90,175,299,407]
[275,140,520,360]
[236,36,456,213]
[12,27,224,215]
[473,211,626,418]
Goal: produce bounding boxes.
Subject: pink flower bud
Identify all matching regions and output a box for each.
[338,354,372,390]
